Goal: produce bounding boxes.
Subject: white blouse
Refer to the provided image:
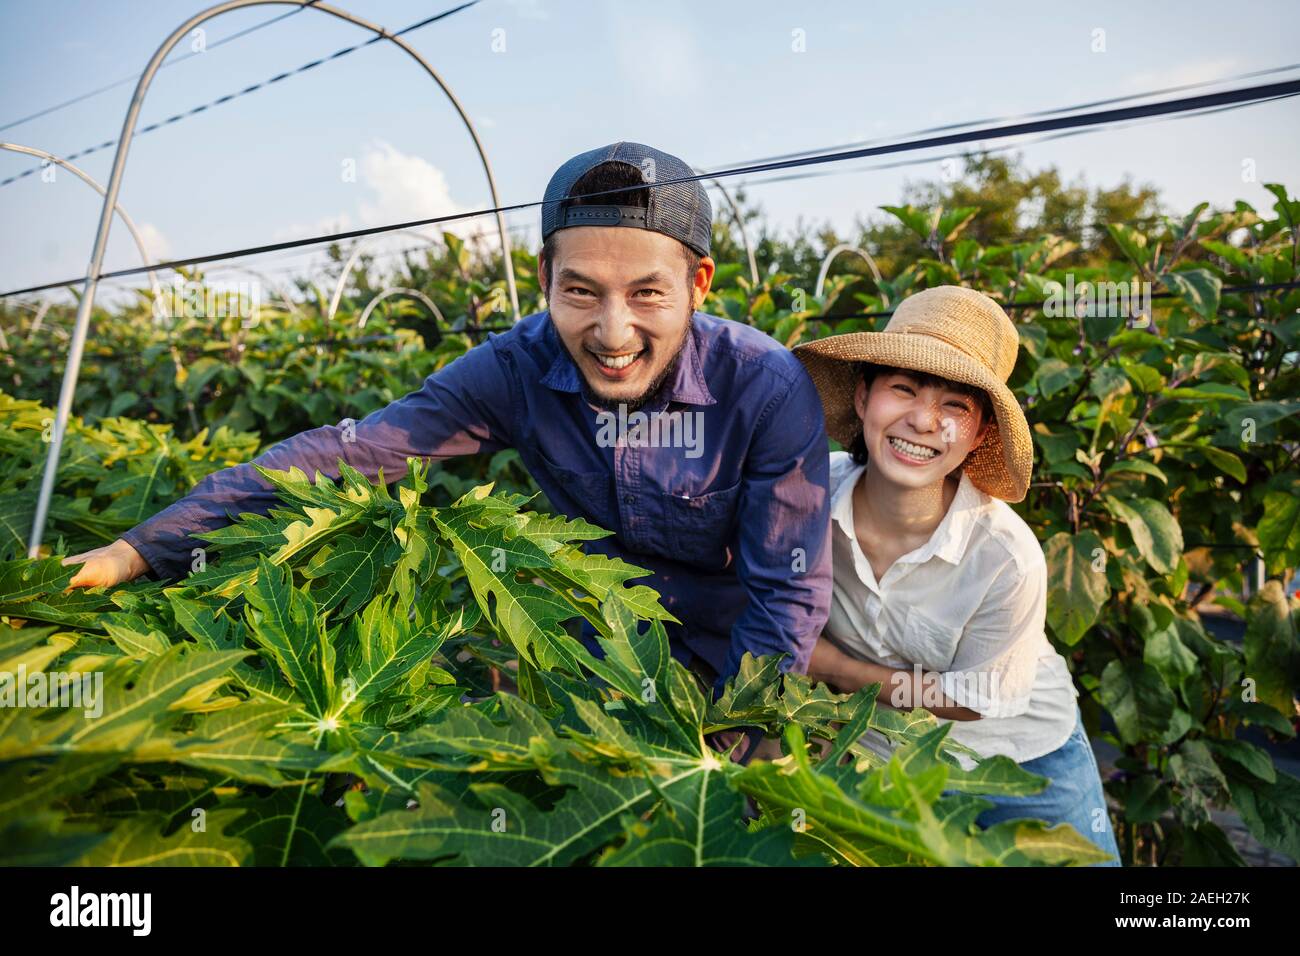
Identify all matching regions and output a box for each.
[824,451,1079,769]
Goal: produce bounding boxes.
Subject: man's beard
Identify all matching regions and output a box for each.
[575,315,693,413]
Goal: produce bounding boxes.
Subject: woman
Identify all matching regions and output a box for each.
[794,285,1119,864]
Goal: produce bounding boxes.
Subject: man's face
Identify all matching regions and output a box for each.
[542,226,713,410]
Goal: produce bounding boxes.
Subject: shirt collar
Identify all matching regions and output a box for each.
[830,459,988,568]
[540,316,581,392]
[829,458,864,543]
[540,312,717,407]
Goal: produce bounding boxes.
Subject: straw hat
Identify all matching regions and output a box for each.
[794,285,1032,502]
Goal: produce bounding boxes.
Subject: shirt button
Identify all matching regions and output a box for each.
[622,494,634,505]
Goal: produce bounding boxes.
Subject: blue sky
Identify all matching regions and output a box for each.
[1,0,1297,301]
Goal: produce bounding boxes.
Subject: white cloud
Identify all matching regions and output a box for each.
[265,144,492,281]
[356,140,470,241]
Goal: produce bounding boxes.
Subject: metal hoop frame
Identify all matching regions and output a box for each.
[1,142,164,304]
[814,244,884,299]
[701,174,759,285]
[355,286,446,330]
[326,229,441,322]
[28,0,519,555]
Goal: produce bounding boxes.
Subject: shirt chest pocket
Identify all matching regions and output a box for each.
[661,481,741,569]
[898,605,962,673]
[534,449,613,525]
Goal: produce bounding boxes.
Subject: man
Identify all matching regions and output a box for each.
[66,142,832,706]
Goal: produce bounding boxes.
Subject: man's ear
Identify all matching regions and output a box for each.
[537,252,549,295]
[692,256,716,309]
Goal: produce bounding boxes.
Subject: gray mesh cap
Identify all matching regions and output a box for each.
[541,142,712,257]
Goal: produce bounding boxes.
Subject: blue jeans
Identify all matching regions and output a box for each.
[962,707,1121,866]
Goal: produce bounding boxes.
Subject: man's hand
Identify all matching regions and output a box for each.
[62,539,149,589]
[707,728,784,764]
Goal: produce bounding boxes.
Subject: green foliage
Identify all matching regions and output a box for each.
[0,235,544,452]
[2,164,1296,866]
[587,172,1300,864]
[0,390,260,559]
[848,184,1299,865]
[0,457,1105,867]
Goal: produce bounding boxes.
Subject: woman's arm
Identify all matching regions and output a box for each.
[808,637,982,721]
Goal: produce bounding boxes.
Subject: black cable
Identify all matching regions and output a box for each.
[721,94,1300,192]
[78,222,536,294]
[17,95,1279,300]
[819,280,1300,324]
[76,94,1271,292]
[4,76,1299,299]
[0,4,315,134]
[705,61,1300,172]
[0,0,480,188]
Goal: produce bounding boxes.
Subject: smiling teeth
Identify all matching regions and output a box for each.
[889,436,939,459]
[596,352,640,370]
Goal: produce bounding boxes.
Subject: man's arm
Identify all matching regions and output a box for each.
[71,339,516,584]
[721,365,833,687]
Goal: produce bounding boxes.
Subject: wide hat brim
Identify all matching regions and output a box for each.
[794,330,1033,502]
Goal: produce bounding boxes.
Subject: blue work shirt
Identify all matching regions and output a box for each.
[122,310,833,686]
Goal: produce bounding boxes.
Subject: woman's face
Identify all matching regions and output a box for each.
[854,371,989,489]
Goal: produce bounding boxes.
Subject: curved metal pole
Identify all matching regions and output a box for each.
[4,144,201,441]
[815,244,884,299]
[326,228,440,322]
[355,286,446,330]
[1,142,163,304]
[0,300,46,351]
[26,300,52,340]
[701,174,759,285]
[28,0,517,556]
